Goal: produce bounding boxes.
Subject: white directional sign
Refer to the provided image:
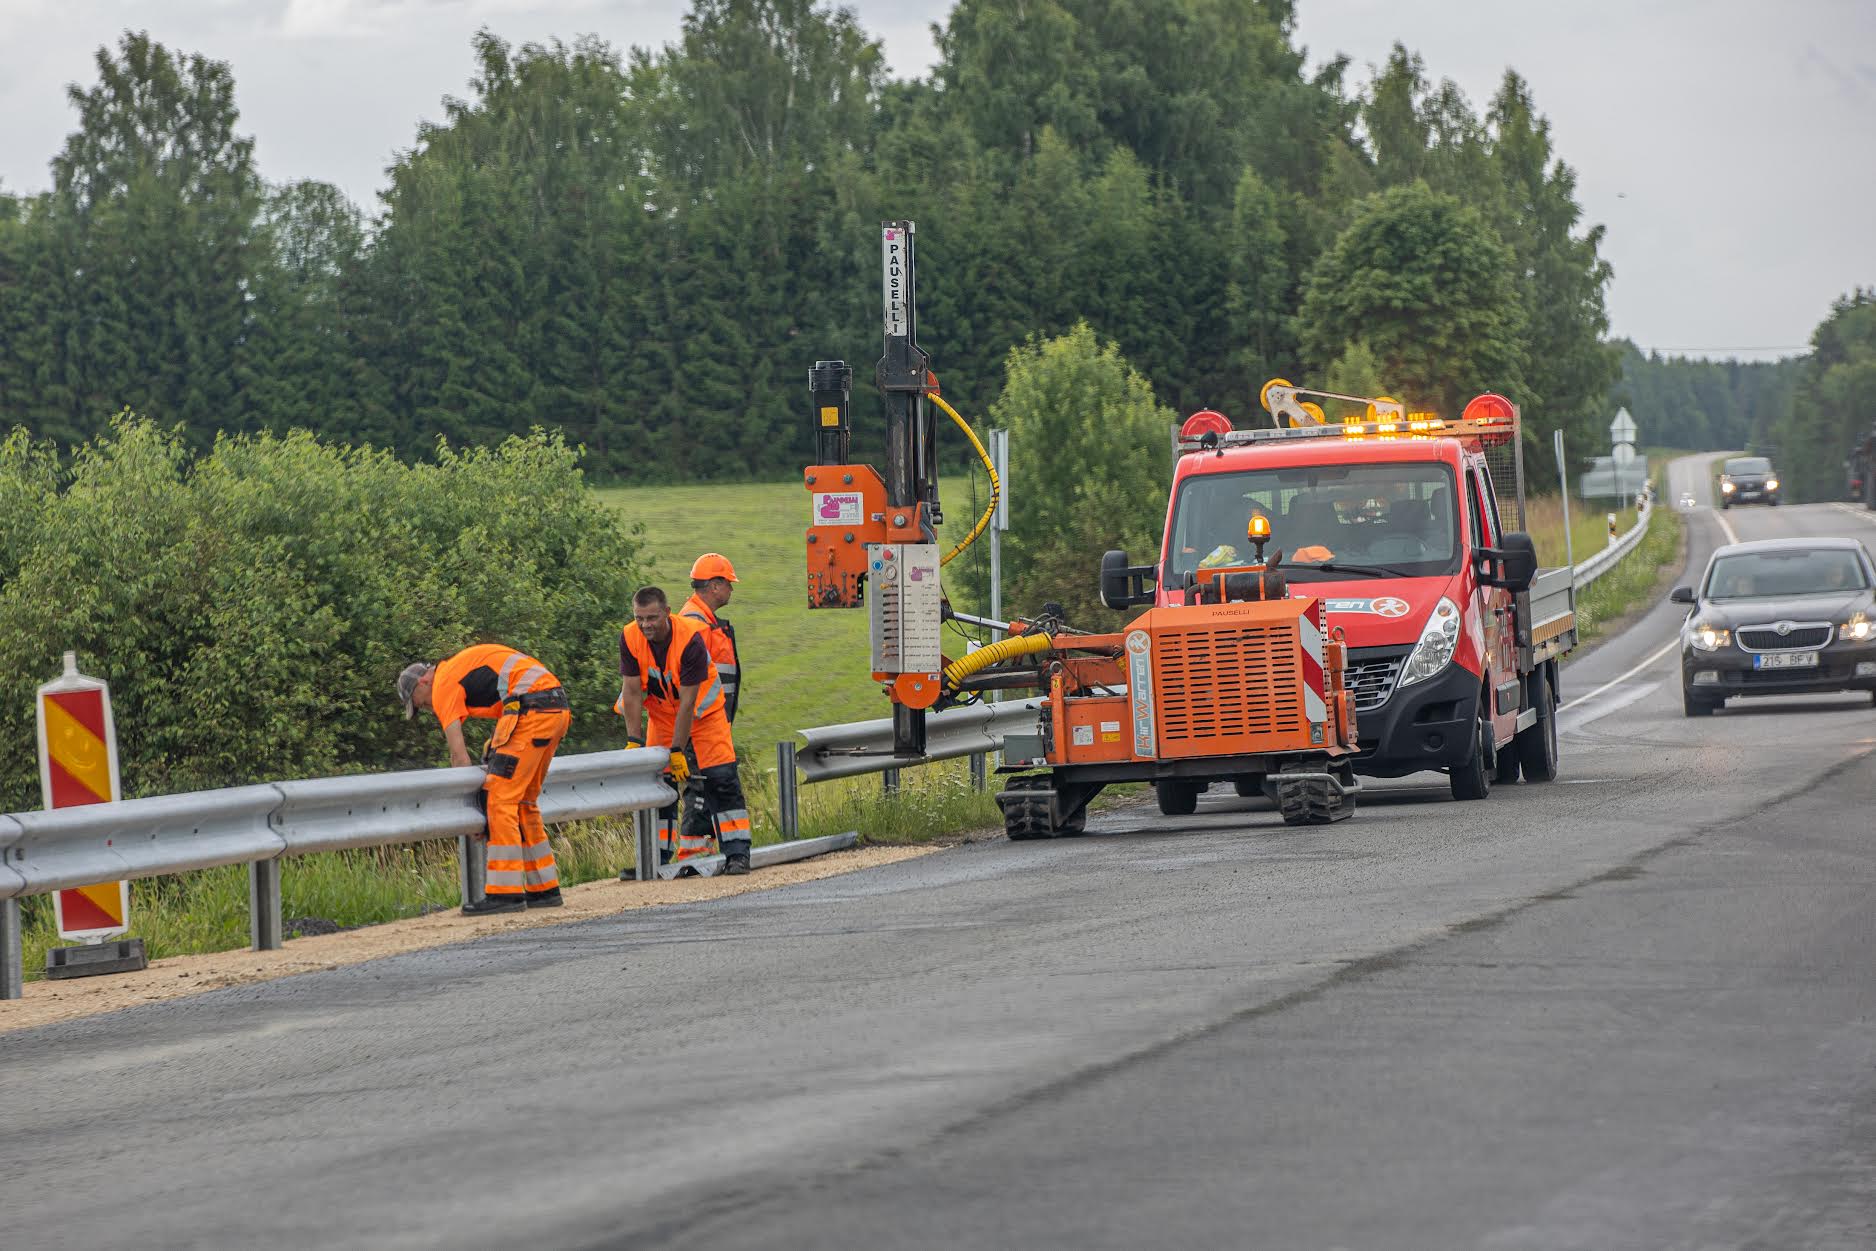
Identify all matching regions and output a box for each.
[1609,408,1637,444]
[1611,443,1637,467]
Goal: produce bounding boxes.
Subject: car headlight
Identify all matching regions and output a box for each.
[1720,480,1735,493]
[1764,477,1779,491]
[1689,620,1731,652]
[1399,596,1461,688]
[1841,613,1873,642]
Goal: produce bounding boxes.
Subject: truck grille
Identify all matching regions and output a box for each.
[1154,624,1301,748]
[1345,655,1404,712]
[1736,624,1832,652]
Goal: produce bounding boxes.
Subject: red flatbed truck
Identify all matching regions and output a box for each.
[1101,383,1578,805]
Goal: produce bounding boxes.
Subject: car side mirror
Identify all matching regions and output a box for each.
[1100,549,1158,609]
[1476,531,1538,593]
[1669,586,1696,604]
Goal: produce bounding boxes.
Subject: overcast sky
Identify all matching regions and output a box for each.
[2,1,1871,365]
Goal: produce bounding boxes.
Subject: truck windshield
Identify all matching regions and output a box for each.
[1165,462,1461,585]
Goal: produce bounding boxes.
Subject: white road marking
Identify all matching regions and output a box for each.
[1829,502,1876,527]
[1558,637,1680,714]
[1714,508,1739,544]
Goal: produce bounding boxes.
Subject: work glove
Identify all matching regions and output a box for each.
[665,749,691,788]
[624,737,645,751]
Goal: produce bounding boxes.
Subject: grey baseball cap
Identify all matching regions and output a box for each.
[397,662,432,719]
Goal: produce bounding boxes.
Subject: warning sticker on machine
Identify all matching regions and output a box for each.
[1099,720,1122,742]
[1072,725,1094,746]
[812,492,864,525]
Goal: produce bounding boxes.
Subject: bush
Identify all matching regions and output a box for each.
[0,417,643,808]
[951,324,1174,624]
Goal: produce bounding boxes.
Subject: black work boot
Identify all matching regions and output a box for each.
[525,887,564,908]
[462,894,526,916]
[722,841,752,875]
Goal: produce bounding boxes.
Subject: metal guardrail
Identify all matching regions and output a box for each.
[796,698,1043,783]
[1572,495,1652,588]
[1,747,677,999]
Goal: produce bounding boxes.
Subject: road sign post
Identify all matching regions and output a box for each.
[36,651,147,979]
[1609,409,1639,511]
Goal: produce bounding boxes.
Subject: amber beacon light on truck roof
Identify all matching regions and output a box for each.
[1175,381,1521,455]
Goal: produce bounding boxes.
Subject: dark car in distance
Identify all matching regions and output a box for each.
[1675,538,1876,715]
[1718,456,1779,508]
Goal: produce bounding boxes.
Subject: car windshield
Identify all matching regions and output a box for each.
[1725,458,1771,476]
[1705,549,1867,599]
[1165,462,1461,584]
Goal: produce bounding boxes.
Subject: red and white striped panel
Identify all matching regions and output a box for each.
[1298,600,1328,725]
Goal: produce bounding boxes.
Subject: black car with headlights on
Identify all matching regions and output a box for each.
[1718,455,1779,508]
[1674,538,1876,715]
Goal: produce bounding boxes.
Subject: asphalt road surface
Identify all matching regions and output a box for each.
[9,455,1876,1250]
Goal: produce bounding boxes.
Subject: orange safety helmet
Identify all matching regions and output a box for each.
[689,553,739,583]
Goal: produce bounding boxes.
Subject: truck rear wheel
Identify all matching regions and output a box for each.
[1156,779,1202,817]
[998,775,1088,840]
[1515,664,1560,782]
[1449,696,1493,801]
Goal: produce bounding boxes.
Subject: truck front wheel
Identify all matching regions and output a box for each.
[1449,695,1494,801]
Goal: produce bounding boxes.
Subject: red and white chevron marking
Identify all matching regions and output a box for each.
[1298,601,1328,725]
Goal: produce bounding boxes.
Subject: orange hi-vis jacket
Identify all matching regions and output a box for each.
[618,613,735,769]
[430,643,562,727]
[679,593,740,721]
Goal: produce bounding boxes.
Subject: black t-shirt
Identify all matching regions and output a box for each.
[621,630,711,698]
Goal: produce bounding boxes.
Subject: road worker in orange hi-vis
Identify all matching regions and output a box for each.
[681,553,743,723]
[616,585,753,875]
[398,644,572,914]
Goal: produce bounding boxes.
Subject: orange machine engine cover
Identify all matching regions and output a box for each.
[1054,693,1133,764]
[1117,596,1339,760]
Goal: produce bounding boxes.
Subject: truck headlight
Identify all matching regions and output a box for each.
[1841,613,1873,642]
[1764,477,1779,491]
[1721,480,1735,493]
[1399,597,1460,688]
[1689,621,1731,652]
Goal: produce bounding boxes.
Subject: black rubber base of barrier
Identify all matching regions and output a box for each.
[44,939,149,980]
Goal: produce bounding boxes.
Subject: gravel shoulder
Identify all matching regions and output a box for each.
[1,844,935,1033]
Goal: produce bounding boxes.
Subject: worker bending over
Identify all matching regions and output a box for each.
[681,553,743,722]
[617,586,753,874]
[398,644,571,913]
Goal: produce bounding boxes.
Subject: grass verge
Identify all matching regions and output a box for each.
[1570,474,1685,645]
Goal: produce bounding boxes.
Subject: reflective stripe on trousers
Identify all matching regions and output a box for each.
[482,708,569,895]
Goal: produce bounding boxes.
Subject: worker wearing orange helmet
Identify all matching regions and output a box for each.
[617,586,752,874]
[398,644,571,913]
[681,553,743,723]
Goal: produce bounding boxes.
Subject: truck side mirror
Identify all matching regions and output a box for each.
[1669,585,1696,604]
[1476,531,1538,593]
[1100,550,1158,609]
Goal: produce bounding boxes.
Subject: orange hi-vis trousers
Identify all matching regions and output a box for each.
[483,707,571,897]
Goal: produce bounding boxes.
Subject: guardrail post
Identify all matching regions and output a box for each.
[249,860,283,951]
[776,741,799,840]
[970,751,987,792]
[458,834,487,904]
[2,899,21,1000]
[882,767,901,798]
[633,808,659,882]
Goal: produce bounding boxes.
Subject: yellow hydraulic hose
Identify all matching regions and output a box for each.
[931,391,1000,567]
[942,630,1054,691]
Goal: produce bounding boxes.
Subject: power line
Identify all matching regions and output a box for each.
[1634,344,1810,355]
